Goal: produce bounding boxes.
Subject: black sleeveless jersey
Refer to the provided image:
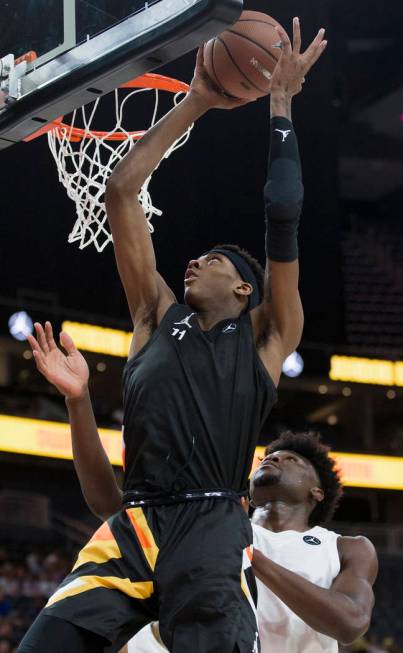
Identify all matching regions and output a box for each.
[122,304,277,495]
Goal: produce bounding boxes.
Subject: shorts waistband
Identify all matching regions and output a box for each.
[123,488,243,508]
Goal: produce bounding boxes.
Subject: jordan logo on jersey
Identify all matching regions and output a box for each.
[174,313,195,329]
[303,535,321,545]
[171,313,195,340]
[222,322,237,333]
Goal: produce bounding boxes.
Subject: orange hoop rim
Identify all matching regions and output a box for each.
[24,73,190,143]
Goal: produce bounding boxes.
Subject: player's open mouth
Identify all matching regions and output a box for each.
[185,270,198,281]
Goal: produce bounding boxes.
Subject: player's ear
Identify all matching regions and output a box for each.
[310,487,324,503]
[234,281,252,298]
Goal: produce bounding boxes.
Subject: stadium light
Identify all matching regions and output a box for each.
[1,414,403,490]
[282,351,304,378]
[8,311,34,341]
[62,321,131,357]
[330,355,403,387]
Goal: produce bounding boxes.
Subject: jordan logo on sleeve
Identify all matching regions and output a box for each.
[275,128,291,142]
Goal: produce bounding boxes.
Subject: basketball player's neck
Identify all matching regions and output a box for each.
[252,501,311,533]
[194,301,243,331]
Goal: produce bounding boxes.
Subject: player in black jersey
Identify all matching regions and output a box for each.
[19,19,327,653]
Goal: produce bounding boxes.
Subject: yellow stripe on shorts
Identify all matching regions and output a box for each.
[46,575,154,607]
[72,521,122,571]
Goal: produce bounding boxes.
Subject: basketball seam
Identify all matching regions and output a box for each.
[238,19,278,27]
[227,29,280,66]
[210,39,235,98]
[216,36,267,95]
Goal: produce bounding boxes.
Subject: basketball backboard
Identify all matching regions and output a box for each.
[0,0,243,150]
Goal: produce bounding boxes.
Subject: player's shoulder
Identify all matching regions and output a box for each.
[337,535,378,583]
[337,534,377,565]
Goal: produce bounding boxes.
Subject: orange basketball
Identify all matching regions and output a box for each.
[204,10,284,100]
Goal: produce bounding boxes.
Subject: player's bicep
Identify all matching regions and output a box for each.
[251,259,303,376]
[264,259,303,351]
[105,183,162,322]
[331,537,378,626]
[331,571,375,613]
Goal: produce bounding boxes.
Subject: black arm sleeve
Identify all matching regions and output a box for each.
[264,116,304,262]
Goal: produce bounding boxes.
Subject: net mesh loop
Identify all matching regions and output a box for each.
[47,77,192,252]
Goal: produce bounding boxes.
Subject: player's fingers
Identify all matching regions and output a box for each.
[45,321,57,350]
[32,349,47,374]
[302,34,327,74]
[303,39,327,73]
[310,40,328,66]
[196,46,204,69]
[303,28,326,63]
[26,333,43,357]
[274,25,292,57]
[292,17,301,55]
[59,331,77,355]
[34,322,49,354]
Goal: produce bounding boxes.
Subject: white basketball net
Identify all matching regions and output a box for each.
[47,84,192,252]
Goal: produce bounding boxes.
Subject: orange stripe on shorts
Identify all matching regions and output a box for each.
[126,509,152,548]
[126,507,159,571]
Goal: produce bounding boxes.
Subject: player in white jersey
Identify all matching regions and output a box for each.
[124,431,377,653]
[250,431,377,653]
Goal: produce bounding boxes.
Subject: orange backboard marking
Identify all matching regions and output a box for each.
[15,51,37,65]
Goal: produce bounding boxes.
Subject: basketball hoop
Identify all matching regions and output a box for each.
[27,73,192,252]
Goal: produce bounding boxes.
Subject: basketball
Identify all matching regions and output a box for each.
[204,10,284,100]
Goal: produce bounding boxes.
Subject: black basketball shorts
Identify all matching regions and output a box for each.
[42,497,260,653]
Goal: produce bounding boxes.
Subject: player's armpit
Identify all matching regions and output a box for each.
[128,274,177,360]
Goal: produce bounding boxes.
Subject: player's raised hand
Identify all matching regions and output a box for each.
[27,322,89,400]
[270,18,327,98]
[189,47,251,110]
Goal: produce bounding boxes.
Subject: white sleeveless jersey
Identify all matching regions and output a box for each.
[128,622,167,653]
[128,524,341,653]
[252,523,341,653]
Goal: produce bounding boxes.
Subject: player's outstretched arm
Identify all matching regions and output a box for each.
[252,536,378,645]
[105,49,250,349]
[251,19,327,386]
[28,322,122,521]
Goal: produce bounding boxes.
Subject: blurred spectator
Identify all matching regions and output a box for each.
[0,640,12,653]
[0,546,71,649]
[0,591,12,618]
